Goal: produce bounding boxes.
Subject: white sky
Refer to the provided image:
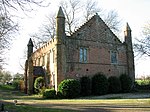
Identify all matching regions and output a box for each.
[4,0,150,78]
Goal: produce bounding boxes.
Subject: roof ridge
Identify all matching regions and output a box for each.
[70,13,122,43]
[71,14,97,36]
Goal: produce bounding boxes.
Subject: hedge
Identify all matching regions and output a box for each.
[43,89,56,99]
[58,79,81,99]
[108,76,121,93]
[120,74,132,92]
[80,76,91,96]
[92,72,108,95]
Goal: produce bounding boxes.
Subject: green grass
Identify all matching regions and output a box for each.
[1,85,150,112]
[3,99,150,112]
[5,103,76,112]
[0,84,15,90]
[136,79,150,85]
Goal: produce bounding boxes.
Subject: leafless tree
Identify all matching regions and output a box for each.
[1,0,49,14]
[83,1,121,33]
[83,0,101,21]
[0,16,18,67]
[134,22,150,57]
[0,0,50,68]
[31,0,81,48]
[31,13,56,49]
[32,0,122,49]
[103,10,122,34]
[60,0,81,35]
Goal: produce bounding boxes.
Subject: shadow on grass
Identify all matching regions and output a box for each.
[14,102,150,112]
[0,87,43,100]
[1,87,150,112]
[1,99,150,112]
[80,91,150,100]
[1,100,112,112]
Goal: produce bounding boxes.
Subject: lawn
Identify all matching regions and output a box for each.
[0,84,15,90]
[1,85,150,112]
[3,98,150,112]
[136,79,150,85]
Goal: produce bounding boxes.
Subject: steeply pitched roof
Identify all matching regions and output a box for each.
[70,13,122,43]
[27,38,34,47]
[71,14,98,36]
[125,22,131,31]
[33,66,45,76]
[57,6,65,18]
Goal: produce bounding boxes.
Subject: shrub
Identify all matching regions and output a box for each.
[80,76,91,96]
[135,81,150,90]
[43,89,56,99]
[58,79,81,99]
[108,76,121,93]
[92,72,108,95]
[34,77,45,94]
[136,79,150,86]
[12,80,20,90]
[56,91,64,99]
[120,74,132,92]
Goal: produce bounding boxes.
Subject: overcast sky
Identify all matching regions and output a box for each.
[4,0,150,78]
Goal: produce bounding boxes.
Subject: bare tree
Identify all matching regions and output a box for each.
[31,0,81,49]
[0,0,49,14]
[60,0,81,35]
[32,0,122,49]
[84,0,101,21]
[44,14,56,38]
[31,13,56,49]
[0,16,18,67]
[0,0,50,68]
[103,10,122,34]
[134,22,150,57]
[83,0,121,33]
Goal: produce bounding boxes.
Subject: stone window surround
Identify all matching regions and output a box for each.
[110,51,118,64]
[79,47,88,63]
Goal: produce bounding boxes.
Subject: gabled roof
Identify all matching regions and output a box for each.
[70,13,122,43]
[71,14,98,36]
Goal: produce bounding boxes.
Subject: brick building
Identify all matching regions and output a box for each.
[24,7,135,94]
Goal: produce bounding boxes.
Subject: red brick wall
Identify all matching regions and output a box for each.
[65,15,128,79]
[66,46,127,79]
